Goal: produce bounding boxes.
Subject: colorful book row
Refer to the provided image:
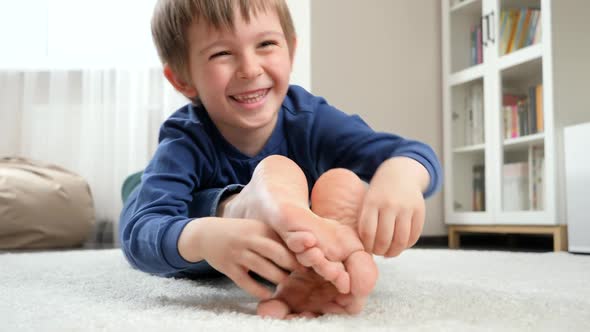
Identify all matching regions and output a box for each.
[503,84,544,139]
[500,8,542,55]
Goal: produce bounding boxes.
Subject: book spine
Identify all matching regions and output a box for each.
[536,84,544,132]
[526,10,539,46]
[534,11,542,44]
[528,86,537,133]
[477,24,483,64]
[518,9,532,49]
[513,8,527,51]
[511,105,519,138]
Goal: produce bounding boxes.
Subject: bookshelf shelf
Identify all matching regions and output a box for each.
[443,0,590,233]
[503,132,544,150]
[453,143,486,153]
[498,43,543,71]
[450,64,485,86]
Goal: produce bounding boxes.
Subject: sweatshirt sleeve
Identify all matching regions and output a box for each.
[119,114,235,277]
[310,102,442,198]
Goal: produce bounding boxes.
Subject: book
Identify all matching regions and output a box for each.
[518,9,532,50]
[536,84,544,132]
[500,11,511,55]
[473,165,485,211]
[503,162,530,211]
[463,83,484,145]
[471,25,476,65]
[528,86,537,134]
[504,106,512,138]
[533,11,542,44]
[517,100,528,136]
[511,104,519,138]
[506,10,520,54]
[526,10,540,46]
[471,83,485,144]
[512,8,527,52]
[531,146,545,210]
[477,24,483,64]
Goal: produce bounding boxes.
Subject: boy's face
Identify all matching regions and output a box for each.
[179,7,294,137]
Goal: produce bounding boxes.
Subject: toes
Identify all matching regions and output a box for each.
[296,248,351,294]
[335,294,366,315]
[257,299,291,319]
[320,302,348,315]
[345,251,378,297]
[283,231,317,253]
[296,247,326,267]
[334,294,354,306]
[332,269,351,294]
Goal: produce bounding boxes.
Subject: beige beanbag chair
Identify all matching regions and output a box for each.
[0,157,95,249]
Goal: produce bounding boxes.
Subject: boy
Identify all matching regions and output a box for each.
[120,0,441,319]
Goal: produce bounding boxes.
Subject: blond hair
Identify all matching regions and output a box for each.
[151,0,296,80]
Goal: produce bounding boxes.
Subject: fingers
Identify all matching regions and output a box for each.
[408,202,425,248]
[242,250,290,286]
[229,268,273,300]
[358,204,378,252]
[366,204,423,257]
[373,209,396,255]
[385,210,412,257]
[251,237,302,273]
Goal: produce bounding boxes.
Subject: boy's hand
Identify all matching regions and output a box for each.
[358,157,429,257]
[178,218,302,300]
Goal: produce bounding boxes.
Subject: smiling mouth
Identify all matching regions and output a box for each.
[230,88,270,104]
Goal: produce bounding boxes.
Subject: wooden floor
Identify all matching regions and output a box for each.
[448,225,568,252]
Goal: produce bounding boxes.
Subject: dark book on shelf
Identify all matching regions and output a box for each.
[473,165,485,211]
[528,86,537,134]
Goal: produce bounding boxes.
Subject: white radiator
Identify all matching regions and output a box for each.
[564,122,590,253]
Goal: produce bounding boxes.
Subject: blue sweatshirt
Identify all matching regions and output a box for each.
[120,85,442,278]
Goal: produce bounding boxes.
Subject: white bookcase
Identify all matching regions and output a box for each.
[442,0,590,236]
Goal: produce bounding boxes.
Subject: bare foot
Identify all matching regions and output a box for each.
[257,168,378,319]
[225,156,363,293]
[310,169,378,298]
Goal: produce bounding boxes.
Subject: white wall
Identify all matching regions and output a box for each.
[311,0,445,236]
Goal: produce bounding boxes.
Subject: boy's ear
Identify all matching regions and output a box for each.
[163,64,198,99]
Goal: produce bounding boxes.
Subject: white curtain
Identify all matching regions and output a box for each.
[0,70,186,223]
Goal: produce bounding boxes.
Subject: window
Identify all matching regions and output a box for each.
[0,0,159,69]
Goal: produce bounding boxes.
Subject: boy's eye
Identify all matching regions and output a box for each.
[209,51,231,60]
[259,40,278,48]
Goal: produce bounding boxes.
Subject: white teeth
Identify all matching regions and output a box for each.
[232,90,267,103]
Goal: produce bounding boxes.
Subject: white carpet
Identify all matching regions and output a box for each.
[1,248,589,332]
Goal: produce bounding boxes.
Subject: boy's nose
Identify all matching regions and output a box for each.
[236,54,263,80]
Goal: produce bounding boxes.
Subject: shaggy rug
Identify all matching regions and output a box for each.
[1,248,588,331]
